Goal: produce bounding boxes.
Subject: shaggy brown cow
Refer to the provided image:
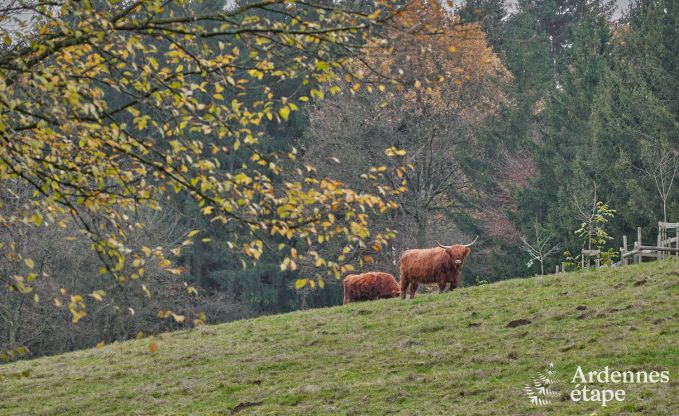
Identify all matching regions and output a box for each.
[399,236,478,299]
[342,272,401,304]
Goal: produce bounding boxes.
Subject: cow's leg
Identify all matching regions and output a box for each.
[452,270,462,290]
[408,282,418,299]
[438,277,446,294]
[400,277,409,300]
[448,270,460,291]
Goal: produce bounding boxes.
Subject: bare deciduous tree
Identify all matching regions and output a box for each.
[0,182,252,359]
[639,144,679,223]
[304,2,511,271]
[520,219,560,275]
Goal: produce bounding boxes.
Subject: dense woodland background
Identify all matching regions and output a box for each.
[1,0,677,358]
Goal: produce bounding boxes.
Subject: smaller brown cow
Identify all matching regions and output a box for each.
[342,272,401,304]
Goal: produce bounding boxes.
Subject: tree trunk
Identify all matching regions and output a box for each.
[415,214,428,248]
[8,321,16,348]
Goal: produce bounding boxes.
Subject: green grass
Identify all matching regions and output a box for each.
[1,261,678,415]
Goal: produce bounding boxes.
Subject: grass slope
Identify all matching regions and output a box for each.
[1,261,678,415]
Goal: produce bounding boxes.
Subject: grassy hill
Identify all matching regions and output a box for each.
[1,261,678,415]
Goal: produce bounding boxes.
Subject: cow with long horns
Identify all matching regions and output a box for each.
[398,236,478,299]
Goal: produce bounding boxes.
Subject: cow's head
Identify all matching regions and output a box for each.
[436,236,478,266]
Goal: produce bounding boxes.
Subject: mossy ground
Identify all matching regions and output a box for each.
[1,260,678,415]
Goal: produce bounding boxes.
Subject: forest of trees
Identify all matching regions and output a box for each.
[1,0,677,359]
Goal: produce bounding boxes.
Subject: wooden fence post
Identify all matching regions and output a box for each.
[622,235,628,266]
[636,227,642,264]
[581,252,585,270]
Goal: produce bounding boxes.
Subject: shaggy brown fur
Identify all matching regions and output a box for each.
[399,245,471,299]
[342,272,401,304]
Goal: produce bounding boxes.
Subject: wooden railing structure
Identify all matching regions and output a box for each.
[581,249,601,269]
[620,222,679,265]
[554,221,679,273]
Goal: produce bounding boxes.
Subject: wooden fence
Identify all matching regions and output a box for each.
[620,222,679,265]
[554,221,679,273]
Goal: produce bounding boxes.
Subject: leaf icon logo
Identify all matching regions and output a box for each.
[524,362,561,406]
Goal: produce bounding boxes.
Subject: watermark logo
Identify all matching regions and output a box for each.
[523,362,561,406]
[524,362,671,407]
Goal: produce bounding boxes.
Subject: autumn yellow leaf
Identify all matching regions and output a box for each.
[89,291,106,301]
[279,106,290,121]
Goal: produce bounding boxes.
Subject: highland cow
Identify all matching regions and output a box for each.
[399,236,478,299]
[342,272,401,304]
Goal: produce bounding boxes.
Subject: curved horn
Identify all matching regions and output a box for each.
[435,240,451,249]
[464,236,479,247]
